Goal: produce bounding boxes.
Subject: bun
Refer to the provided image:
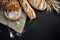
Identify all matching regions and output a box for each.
[4,8,22,21]
[0,0,7,6]
[5,0,20,10]
[19,0,36,20]
[0,0,20,10]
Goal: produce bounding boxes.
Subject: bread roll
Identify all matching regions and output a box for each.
[0,0,8,6]
[0,0,20,10]
[28,0,47,10]
[19,0,36,20]
[4,8,22,21]
[0,0,2,5]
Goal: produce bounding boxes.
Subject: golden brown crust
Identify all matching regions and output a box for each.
[38,0,47,10]
[39,0,46,10]
[4,0,20,10]
[37,0,42,9]
[0,0,20,10]
[28,0,47,10]
[0,0,7,6]
[19,0,36,20]
[28,0,42,10]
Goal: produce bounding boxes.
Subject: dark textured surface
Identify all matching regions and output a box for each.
[0,9,60,40]
[23,10,60,40]
[0,0,60,39]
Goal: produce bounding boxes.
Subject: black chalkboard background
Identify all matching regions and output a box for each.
[0,0,60,40]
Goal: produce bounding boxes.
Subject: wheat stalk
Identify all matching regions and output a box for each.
[45,0,60,13]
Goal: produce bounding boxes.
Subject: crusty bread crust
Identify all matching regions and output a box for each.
[0,0,7,6]
[0,0,20,10]
[19,0,36,20]
[28,0,42,9]
[5,0,20,10]
[28,0,47,10]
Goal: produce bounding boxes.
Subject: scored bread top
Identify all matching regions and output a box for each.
[19,0,36,20]
[28,0,47,10]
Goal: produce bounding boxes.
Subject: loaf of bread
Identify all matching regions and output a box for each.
[28,0,47,10]
[4,8,22,21]
[0,0,7,6]
[5,0,20,10]
[19,0,36,20]
[0,0,20,10]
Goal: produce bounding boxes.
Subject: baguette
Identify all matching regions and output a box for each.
[19,0,36,20]
[28,0,47,10]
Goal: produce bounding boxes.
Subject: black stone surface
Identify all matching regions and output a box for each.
[0,9,60,40]
[0,0,60,40]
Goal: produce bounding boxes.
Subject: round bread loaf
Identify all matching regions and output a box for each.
[0,0,8,6]
[0,0,20,10]
[4,8,22,21]
[4,0,20,10]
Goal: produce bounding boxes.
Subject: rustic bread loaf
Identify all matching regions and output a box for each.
[19,0,36,20]
[4,0,20,10]
[0,0,8,6]
[0,0,20,10]
[28,0,47,10]
[4,8,22,21]
[5,0,20,10]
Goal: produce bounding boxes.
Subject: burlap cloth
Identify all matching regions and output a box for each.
[0,7,26,33]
